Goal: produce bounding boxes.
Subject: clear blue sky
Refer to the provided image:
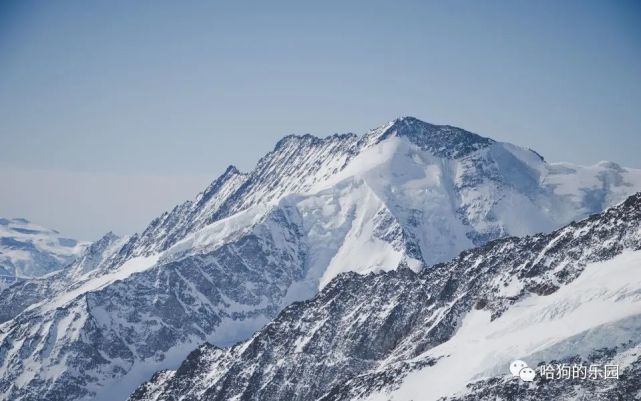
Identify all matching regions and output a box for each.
[1,0,640,239]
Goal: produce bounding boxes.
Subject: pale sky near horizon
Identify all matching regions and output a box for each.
[1,0,640,240]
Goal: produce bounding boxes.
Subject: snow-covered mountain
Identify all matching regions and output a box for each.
[129,192,641,401]
[0,218,87,288]
[1,117,641,401]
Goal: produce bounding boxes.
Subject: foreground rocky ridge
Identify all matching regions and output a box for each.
[130,193,641,401]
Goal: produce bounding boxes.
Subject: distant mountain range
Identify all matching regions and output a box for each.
[0,218,87,288]
[1,117,640,401]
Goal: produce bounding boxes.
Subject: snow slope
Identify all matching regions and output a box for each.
[2,117,641,401]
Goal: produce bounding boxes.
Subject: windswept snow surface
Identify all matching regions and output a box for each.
[366,250,641,401]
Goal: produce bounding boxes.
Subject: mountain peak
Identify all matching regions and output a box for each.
[222,164,241,176]
[371,116,494,158]
[274,133,324,150]
[267,117,492,160]
[389,115,434,128]
[99,231,120,242]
